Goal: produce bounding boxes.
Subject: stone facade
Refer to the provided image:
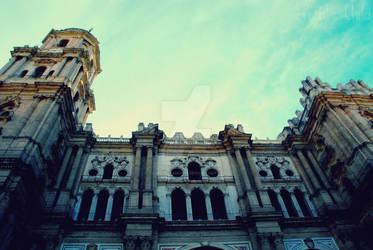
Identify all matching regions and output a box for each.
[0,28,372,250]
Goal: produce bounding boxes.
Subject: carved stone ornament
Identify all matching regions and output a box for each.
[0,96,20,123]
[86,243,98,250]
[254,156,299,179]
[312,133,326,152]
[34,58,57,65]
[91,152,129,169]
[170,156,216,169]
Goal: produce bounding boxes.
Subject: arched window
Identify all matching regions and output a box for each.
[20,70,28,78]
[280,189,297,217]
[210,189,227,219]
[294,189,311,217]
[73,91,79,102]
[58,39,69,47]
[267,189,281,211]
[270,165,281,179]
[111,189,125,220]
[47,70,54,77]
[188,162,202,180]
[33,66,47,78]
[103,164,114,179]
[171,188,187,220]
[94,190,109,220]
[78,189,94,220]
[191,189,207,220]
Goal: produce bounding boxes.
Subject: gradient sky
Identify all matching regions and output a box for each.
[0,0,372,139]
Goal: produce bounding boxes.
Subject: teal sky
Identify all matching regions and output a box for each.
[0,0,372,139]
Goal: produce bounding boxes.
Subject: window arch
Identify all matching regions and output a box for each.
[270,165,281,179]
[94,190,109,220]
[191,189,207,220]
[210,189,227,219]
[47,70,54,77]
[103,164,114,179]
[188,162,202,180]
[111,189,125,220]
[20,70,28,78]
[171,188,187,220]
[280,189,297,217]
[58,39,69,47]
[78,189,94,220]
[267,189,281,211]
[294,189,311,217]
[33,66,47,78]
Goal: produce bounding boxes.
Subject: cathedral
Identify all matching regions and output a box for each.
[0,28,372,250]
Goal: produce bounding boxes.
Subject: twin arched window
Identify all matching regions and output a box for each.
[188,162,202,180]
[103,164,114,179]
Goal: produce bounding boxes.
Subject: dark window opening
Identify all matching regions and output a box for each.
[103,164,114,179]
[171,168,183,177]
[58,39,69,47]
[294,189,311,217]
[73,91,79,102]
[47,70,54,77]
[270,165,281,179]
[207,168,218,177]
[280,189,297,217]
[210,189,227,219]
[111,190,124,220]
[89,169,98,176]
[78,189,93,220]
[20,70,28,78]
[15,56,23,61]
[285,170,294,176]
[171,189,187,220]
[33,66,47,78]
[267,189,281,211]
[259,170,268,177]
[191,189,207,220]
[118,170,127,177]
[94,190,109,220]
[188,162,202,180]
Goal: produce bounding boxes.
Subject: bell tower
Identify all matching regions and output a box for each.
[0,28,101,249]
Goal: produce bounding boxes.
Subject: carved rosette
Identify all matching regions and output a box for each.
[254,155,299,180]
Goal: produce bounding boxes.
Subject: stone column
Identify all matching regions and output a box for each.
[205,194,213,220]
[305,194,318,217]
[274,235,286,250]
[276,193,289,218]
[245,149,261,188]
[224,193,234,219]
[234,148,253,190]
[60,57,78,78]
[105,192,114,221]
[123,193,128,214]
[143,146,153,209]
[258,234,271,250]
[55,58,67,76]
[290,155,315,194]
[296,150,333,206]
[186,193,193,221]
[332,107,362,147]
[324,112,354,153]
[4,57,27,78]
[0,57,16,74]
[72,195,82,220]
[166,193,172,221]
[227,151,247,215]
[132,147,142,189]
[54,146,73,189]
[88,193,98,221]
[290,193,304,217]
[66,147,83,189]
[322,121,350,156]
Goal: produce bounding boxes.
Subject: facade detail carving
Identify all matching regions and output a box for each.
[1,28,373,250]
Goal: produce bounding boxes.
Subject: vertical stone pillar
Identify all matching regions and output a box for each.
[123,193,128,214]
[88,193,98,221]
[290,155,315,194]
[205,193,213,220]
[54,146,73,189]
[143,146,153,211]
[224,193,234,219]
[0,56,16,75]
[166,193,172,221]
[276,193,289,218]
[66,147,83,189]
[227,151,247,215]
[60,57,78,78]
[322,122,350,156]
[4,57,27,77]
[305,194,318,217]
[290,193,304,217]
[332,108,363,147]
[336,108,369,143]
[132,147,142,189]
[274,235,285,250]
[258,234,271,250]
[72,195,82,220]
[234,148,253,190]
[105,192,114,221]
[55,58,67,76]
[245,149,262,188]
[186,193,193,221]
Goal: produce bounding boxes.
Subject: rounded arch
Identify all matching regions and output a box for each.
[94,189,109,220]
[210,188,227,219]
[78,188,94,220]
[103,164,114,179]
[188,162,202,180]
[280,189,297,217]
[111,189,125,220]
[181,243,233,250]
[270,164,281,179]
[191,189,207,220]
[33,66,47,78]
[171,188,187,220]
[294,188,311,217]
[267,188,281,211]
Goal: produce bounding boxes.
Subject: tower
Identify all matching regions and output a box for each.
[0,28,101,249]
